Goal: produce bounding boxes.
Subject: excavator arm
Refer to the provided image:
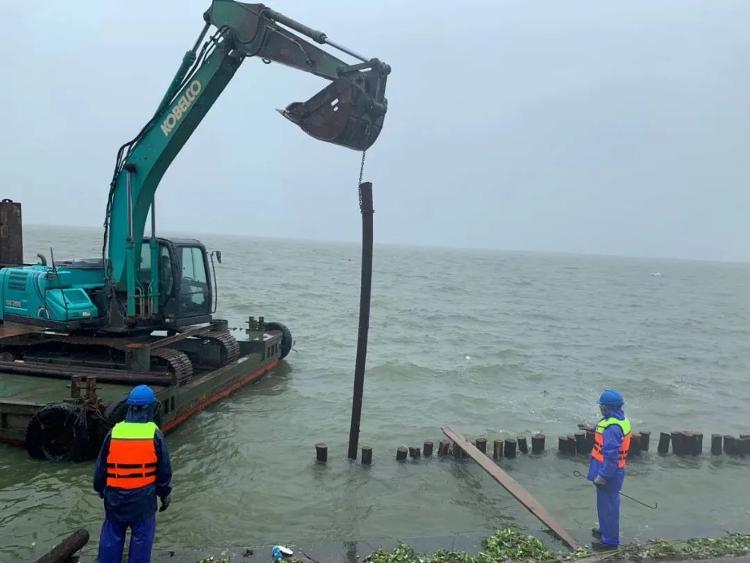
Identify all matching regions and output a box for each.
[104,0,389,321]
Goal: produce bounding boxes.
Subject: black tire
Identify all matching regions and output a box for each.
[266,321,293,359]
[25,403,90,462]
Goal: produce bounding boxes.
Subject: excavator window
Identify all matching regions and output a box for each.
[179,246,209,314]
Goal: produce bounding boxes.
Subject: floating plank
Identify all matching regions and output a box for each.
[442,426,579,551]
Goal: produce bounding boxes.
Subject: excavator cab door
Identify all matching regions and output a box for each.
[157,240,212,327]
[282,67,389,151]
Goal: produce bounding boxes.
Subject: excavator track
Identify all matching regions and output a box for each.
[205,330,240,366]
[151,348,193,385]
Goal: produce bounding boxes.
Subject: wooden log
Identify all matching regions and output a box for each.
[566,435,577,455]
[693,433,703,456]
[438,439,451,456]
[396,446,408,461]
[639,431,651,452]
[504,439,517,459]
[629,433,641,457]
[657,432,671,455]
[315,443,328,463]
[531,434,545,454]
[517,436,528,454]
[724,436,737,456]
[361,446,372,465]
[711,434,723,455]
[585,430,595,452]
[423,441,434,457]
[442,427,578,551]
[409,447,421,459]
[475,437,487,454]
[493,439,503,460]
[34,529,90,563]
[574,432,587,455]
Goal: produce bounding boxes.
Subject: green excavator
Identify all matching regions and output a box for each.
[0,0,390,382]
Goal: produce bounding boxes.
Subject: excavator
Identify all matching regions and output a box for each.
[0,0,389,460]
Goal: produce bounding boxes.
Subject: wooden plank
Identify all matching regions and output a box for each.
[442,426,579,551]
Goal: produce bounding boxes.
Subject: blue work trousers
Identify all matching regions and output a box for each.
[595,471,624,546]
[98,513,156,563]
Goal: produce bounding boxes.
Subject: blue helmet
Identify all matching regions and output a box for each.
[598,388,624,408]
[127,384,157,406]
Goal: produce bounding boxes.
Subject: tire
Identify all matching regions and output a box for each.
[266,321,293,359]
[25,403,90,462]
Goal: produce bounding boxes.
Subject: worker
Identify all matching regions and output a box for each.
[94,385,172,563]
[586,388,631,551]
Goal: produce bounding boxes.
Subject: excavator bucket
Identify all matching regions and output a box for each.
[281,68,388,151]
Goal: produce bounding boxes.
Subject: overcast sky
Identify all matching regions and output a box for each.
[5,1,749,261]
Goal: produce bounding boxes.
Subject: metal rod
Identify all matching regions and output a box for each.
[572,471,658,510]
[125,164,135,241]
[150,197,156,239]
[323,38,368,63]
[192,21,211,52]
[347,182,374,460]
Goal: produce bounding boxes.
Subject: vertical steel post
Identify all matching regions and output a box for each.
[124,164,136,316]
[149,198,159,315]
[347,182,373,460]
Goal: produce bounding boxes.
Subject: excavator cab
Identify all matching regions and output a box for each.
[140,238,212,327]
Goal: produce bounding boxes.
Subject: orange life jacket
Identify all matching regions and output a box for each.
[106,421,158,489]
[591,416,631,468]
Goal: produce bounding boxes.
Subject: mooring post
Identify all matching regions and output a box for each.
[724,435,737,456]
[347,182,374,461]
[574,432,587,455]
[396,447,408,461]
[475,438,487,454]
[409,446,421,459]
[630,433,642,457]
[423,441,434,457]
[504,439,517,459]
[361,446,372,465]
[640,431,651,452]
[315,443,328,463]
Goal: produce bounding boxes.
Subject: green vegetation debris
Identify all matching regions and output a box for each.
[362,529,750,562]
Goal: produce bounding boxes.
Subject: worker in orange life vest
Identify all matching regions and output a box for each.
[584,389,631,551]
[94,385,172,563]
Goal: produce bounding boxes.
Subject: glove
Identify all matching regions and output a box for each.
[98,491,104,499]
[593,475,607,488]
[159,494,171,512]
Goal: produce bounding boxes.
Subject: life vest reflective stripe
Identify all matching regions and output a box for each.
[591,417,631,468]
[106,421,158,489]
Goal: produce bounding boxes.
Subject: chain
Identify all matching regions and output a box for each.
[357,150,367,208]
[358,150,367,187]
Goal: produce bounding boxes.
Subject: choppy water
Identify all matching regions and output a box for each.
[1,225,749,560]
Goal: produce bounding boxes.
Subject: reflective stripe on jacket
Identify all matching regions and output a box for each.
[591,417,631,468]
[106,421,158,489]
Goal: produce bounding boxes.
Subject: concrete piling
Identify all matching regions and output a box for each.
[396,447,408,461]
[531,434,545,454]
[566,435,577,455]
[438,440,451,456]
[361,446,372,465]
[315,443,328,463]
[517,436,528,454]
[657,432,671,454]
[585,430,595,452]
[724,436,737,456]
[740,437,750,457]
[409,447,421,459]
[504,439,517,459]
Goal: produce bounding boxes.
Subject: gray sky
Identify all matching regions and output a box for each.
[5,1,749,261]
